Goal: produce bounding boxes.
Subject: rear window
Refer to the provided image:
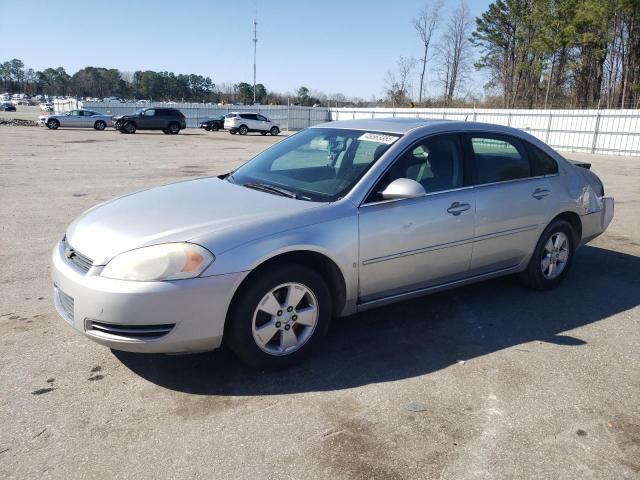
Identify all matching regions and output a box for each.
[529,144,559,176]
[470,136,531,184]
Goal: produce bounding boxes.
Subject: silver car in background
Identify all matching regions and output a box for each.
[51,119,614,369]
[39,109,113,130]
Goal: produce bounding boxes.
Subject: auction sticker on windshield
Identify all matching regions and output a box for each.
[358,133,400,144]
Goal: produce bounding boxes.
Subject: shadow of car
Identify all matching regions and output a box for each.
[113,244,640,395]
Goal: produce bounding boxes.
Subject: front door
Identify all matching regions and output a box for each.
[466,134,552,275]
[62,110,83,127]
[138,109,156,129]
[358,134,476,302]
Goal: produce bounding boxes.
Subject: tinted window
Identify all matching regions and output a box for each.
[470,136,530,184]
[143,109,156,116]
[257,115,268,122]
[368,135,464,201]
[529,144,558,175]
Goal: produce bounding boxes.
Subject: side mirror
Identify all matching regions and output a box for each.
[381,178,426,200]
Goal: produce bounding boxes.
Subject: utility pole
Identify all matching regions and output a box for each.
[253,18,258,105]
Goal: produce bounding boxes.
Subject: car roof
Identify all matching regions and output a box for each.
[311,117,537,138]
[311,117,451,134]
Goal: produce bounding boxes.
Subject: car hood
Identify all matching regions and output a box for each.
[66,177,325,265]
[113,114,138,120]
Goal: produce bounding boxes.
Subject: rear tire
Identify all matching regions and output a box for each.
[226,265,332,370]
[260,131,267,136]
[270,126,279,136]
[229,129,237,135]
[521,219,576,290]
[238,125,248,135]
[46,119,59,130]
[204,126,211,131]
[94,120,106,131]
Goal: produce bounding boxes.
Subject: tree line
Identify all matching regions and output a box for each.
[386,0,640,108]
[0,59,331,106]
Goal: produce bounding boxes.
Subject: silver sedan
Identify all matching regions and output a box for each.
[39,109,113,130]
[51,119,614,369]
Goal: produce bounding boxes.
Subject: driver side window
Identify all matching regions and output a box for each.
[367,134,464,202]
[143,109,156,116]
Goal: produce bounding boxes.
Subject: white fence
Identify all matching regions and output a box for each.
[53,100,640,156]
[330,107,640,156]
[70,101,331,130]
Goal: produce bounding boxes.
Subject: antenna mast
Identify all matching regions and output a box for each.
[253,17,258,104]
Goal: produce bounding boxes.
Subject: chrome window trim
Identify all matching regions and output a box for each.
[472,174,549,189]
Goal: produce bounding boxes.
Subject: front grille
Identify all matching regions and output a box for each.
[62,237,93,273]
[85,320,175,341]
[57,287,74,322]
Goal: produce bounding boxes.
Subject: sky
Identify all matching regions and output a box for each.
[0,0,492,99]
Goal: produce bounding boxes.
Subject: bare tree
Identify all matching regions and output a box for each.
[384,56,417,107]
[413,0,444,104]
[439,0,472,104]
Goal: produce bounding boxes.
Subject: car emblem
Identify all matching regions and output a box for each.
[64,247,74,259]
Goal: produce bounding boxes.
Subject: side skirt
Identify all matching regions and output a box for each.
[356,265,520,313]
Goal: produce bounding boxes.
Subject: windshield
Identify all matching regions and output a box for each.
[230,128,401,202]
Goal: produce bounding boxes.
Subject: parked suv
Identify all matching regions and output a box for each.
[224,112,280,136]
[114,108,187,134]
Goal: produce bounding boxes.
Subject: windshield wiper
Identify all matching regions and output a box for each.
[243,182,299,199]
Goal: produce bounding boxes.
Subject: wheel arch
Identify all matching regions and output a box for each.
[550,211,582,245]
[227,249,348,320]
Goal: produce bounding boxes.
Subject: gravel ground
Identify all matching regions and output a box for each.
[0,126,638,480]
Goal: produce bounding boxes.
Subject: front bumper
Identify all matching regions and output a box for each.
[51,240,246,353]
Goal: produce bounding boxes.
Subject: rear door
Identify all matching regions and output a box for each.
[466,134,551,276]
[243,113,258,131]
[80,110,95,127]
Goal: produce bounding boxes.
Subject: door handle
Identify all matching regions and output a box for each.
[447,202,471,216]
[532,188,551,200]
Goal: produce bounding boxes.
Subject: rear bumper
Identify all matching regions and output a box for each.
[51,240,246,353]
[580,196,614,245]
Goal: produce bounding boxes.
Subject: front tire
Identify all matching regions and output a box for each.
[46,119,59,130]
[121,121,136,134]
[270,126,279,136]
[521,219,576,290]
[226,265,332,370]
[168,122,180,134]
[94,120,106,131]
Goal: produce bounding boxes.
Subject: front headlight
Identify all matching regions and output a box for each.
[101,243,214,281]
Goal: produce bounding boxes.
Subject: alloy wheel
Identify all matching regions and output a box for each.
[251,282,319,356]
[541,232,569,280]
